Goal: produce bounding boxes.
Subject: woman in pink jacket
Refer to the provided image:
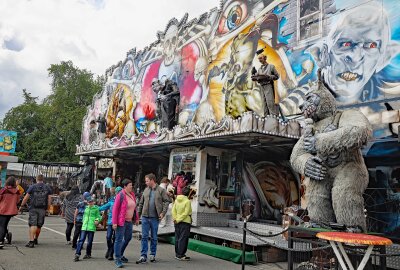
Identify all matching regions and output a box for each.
[172,171,187,196]
[112,179,139,268]
[0,177,21,248]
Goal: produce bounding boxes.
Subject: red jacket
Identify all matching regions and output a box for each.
[112,190,139,227]
[0,186,20,216]
[172,175,187,195]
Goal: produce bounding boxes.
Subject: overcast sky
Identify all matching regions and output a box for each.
[0,0,218,121]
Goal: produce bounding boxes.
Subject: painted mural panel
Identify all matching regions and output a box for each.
[79,0,400,234]
[0,130,17,153]
[241,160,300,222]
[81,0,400,146]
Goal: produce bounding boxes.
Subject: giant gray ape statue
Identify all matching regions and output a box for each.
[290,71,372,231]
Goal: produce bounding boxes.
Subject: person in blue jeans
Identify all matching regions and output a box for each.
[74,196,102,262]
[136,173,171,264]
[112,180,139,268]
[99,187,121,260]
[72,192,90,249]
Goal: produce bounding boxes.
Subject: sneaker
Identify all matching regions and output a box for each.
[0,242,4,249]
[121,256,128,263]
[25,241,34,248]
[105,250,110,259]
[74,255,80,262]
[180,256,190,261]
[149,255,156,262]
[135,257,147,264]
[66,241,72,245]
[33,239,38,245]
[107,255,114,261]
[83,255,91,259]
[115,260,123,268]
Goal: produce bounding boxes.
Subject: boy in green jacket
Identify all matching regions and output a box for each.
[172,186,192,261]
[74,196,102,262]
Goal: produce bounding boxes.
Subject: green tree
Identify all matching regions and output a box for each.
[2,61,103,162]
[2,89,45,161]
[45,61,103,162]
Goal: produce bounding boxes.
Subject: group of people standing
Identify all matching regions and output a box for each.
[0,172,193,268]
[60,172,192,268]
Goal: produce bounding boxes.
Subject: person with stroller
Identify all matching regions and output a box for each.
[0,177,20,249]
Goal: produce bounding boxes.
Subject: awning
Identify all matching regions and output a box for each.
[363,137,400,167]
[76,113,301,159]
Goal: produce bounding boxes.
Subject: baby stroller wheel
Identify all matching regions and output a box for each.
[6,232,12,244]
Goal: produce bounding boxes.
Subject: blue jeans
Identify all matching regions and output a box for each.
[141,217,159,258]
[106,225,115,255]
[75,230,94,256]
[114,221,133,260]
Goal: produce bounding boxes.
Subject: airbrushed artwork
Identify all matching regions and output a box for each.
[80,0,400,235]
[81,0,400,146]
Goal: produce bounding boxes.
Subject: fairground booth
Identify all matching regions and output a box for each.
[77,0,400,267]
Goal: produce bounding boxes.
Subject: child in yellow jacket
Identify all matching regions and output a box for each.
[172,186,192,261]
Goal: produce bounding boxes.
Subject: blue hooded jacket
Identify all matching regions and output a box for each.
[99,196,115,225]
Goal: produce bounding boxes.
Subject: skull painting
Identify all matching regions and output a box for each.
[162,24,179,66]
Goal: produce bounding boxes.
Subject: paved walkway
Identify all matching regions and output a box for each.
[1,214,287,270]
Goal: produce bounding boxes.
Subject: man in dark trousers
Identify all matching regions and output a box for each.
[251,53,280,116]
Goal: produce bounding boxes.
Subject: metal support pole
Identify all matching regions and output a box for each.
[242,218,247,270]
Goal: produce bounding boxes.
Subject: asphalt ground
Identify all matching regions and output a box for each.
[0,214,286,270]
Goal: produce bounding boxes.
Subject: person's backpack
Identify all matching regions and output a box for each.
[31,184,48,208]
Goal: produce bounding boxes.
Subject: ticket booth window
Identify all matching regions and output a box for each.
[171,152,197,179]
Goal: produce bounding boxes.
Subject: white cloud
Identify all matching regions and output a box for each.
[0,0,218,120]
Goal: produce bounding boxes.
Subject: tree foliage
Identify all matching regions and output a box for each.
[2,61,103,162]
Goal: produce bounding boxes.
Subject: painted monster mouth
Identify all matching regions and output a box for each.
[338,72,361,81]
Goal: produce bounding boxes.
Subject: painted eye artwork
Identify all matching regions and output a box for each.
[218,1,248,35]
[364,42,378,49]
[340,41,352,48]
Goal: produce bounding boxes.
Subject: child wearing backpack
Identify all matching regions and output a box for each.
[74,196,102,262]
[72,191,90,249]
[99,187,122,260]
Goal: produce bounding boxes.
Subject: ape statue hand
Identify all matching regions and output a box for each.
[324,124,337,132]
[304,135,317,154]
[304,156,327,181]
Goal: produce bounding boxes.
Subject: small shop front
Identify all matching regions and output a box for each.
[77,115,301,251]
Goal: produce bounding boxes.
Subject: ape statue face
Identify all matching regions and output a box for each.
[301,93,320,120]
[301,82,337,121]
